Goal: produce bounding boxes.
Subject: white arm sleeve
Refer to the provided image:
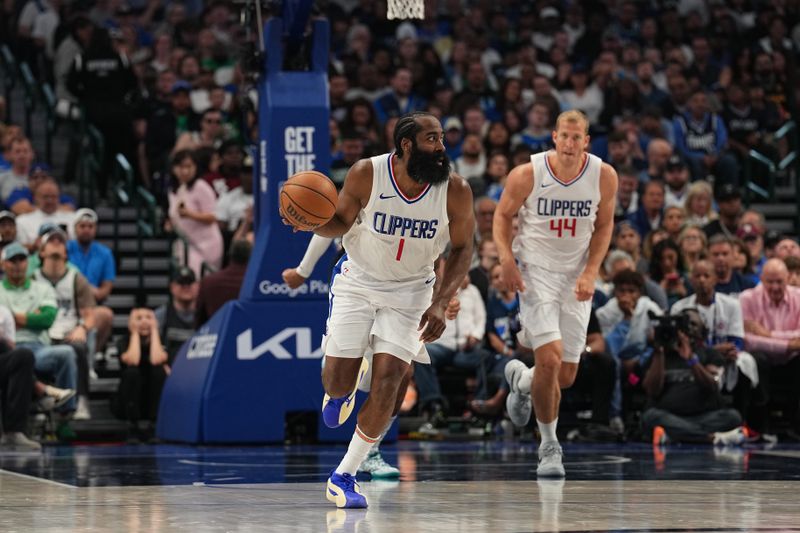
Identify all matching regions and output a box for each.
[296,234,333,278]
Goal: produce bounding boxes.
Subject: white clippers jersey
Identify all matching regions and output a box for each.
[342,153,450,285]
[513,150,602,272]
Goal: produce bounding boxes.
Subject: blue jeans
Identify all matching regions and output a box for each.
[20,342,78,411]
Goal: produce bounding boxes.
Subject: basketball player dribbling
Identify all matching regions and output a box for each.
[282,236,461,480]
[494,110,618,477]
[281,112,475,508]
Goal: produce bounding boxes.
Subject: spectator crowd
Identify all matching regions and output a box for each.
[1,0,799,448]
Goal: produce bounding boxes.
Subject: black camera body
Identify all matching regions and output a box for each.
[648,311,692,349]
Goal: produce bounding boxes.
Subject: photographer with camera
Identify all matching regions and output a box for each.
[641,308,747,445]
[671,259,761,434]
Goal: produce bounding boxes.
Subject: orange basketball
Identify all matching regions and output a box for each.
[280,170,338,230]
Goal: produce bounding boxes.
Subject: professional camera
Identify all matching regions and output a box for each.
[648,311,692,349]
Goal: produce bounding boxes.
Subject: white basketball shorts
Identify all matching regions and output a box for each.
[321,274,431,366]
[518,262,591,364]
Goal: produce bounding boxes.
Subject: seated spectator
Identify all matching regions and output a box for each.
[172,108,226,154]
[66,209,115,354]
[167,150,223,275]
[469,238,498,304]
[0,243,78,428]
[671,259,761,431]
[414,271,488,424]
[613,221,648,274]
[196,240,252,326]
[673,90,739,186]
[155,267,198,366]
[373,67,426,124]
[627,180,665,238]
[740,259,800,436]
[642,138,673,183]
[641,308,747,445]
[737,222,766,276]
[785,256,800,287]
[473,196,496,243]
[604,250,668,311]
[703,184,742,240]
[597,270,663,428]
[708,235,756,296]
[684,181,717,227]
[454,133,487,181]
[649,240,689,308]
[33,232,97,421]
[512,101,554,154]
[14,179,76,248]
[0,305,39,451]
[0,210,17,252]
[6,163,77,215]
[202,140,245,197]
[0,137,34,204]
[677,224,708,273]
[115,308,168,441]
[663,155,690,209]
[731,238,760,286]
[661,205,686,243]
[774,237,800,260]
[215,166,253,241]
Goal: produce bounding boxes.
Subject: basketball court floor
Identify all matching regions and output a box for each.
[2,441,800,532]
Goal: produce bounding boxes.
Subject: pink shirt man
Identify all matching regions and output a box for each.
[739,259,800,363]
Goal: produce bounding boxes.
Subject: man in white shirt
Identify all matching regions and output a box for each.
[215,169,253,234]
[14,179,76,248]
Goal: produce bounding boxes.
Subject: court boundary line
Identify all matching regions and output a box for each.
[0,468,77,489]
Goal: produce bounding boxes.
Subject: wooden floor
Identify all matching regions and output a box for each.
[2,441,800,532]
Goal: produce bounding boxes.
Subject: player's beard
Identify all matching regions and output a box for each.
[406,143,451,186]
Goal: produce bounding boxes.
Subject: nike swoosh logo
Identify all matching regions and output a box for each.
[379,193,396,199]
[344,393,355,407]
[425,277,435,285]
[541,182,552,188]
[329,488,338,496]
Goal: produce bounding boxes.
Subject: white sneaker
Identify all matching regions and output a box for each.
[358,449,400,478]
[504,360,532,427]
[44,385,76,409]
[0,432,42,451]
[537,442,565,478]
[73,396,92,420]
[713,426,747,446]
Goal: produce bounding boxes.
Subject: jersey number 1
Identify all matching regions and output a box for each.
[550,218,577,238]
[396,238,405,261]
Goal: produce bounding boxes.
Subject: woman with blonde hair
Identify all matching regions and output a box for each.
[677,224,707,272]
[661,205,686,242]
[684,181,718,226]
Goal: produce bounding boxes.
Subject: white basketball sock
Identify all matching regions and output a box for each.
[518,366,535,394]
[335,426,379,475]
[538,418,558,445]
[371,416,396,454]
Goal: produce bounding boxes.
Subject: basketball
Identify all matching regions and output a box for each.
[279,170,338,230]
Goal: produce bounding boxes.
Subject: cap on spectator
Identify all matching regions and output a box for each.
[1,242,28,261]
[444,117,463,132]
[737,223,762,240]
[30,162,52,175]
[540,6,560,18]
[715,184,741,202]
[665,155,687,171]
[434,78,452,92]
[171,80,192,94]
[38,221,64,236]
[173,266,197,284]
[0,210,15,222]
[74,208,98,225]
